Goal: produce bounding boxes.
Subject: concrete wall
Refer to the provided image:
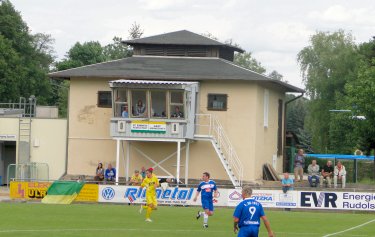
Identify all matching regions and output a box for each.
[67,77,285,182]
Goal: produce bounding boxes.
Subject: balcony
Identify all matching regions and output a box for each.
[109,79,199,141]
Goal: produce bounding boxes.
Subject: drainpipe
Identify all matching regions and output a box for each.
[283,92,304,172]
[54,80,70,181]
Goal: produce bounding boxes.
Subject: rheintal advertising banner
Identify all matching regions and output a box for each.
[99,185,228,206]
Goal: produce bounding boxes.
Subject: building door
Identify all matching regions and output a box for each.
[0,141,16,185]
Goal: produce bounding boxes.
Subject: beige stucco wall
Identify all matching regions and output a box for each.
[0,117,67,180]
[0,118,19,143]
[31,119,67,180]
[67,77,285,182]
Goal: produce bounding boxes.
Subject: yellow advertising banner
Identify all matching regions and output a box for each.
[10,181,50,199]
[75,183,98,202]
[10,181,98,202]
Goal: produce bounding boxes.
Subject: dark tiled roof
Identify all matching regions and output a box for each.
[49,56,304,93]
[123,30,244,53]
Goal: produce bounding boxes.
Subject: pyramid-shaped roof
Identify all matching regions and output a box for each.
[123,30,244,53]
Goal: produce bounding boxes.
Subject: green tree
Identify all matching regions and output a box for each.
[56,41,106,71]
[0,0,53,104]
[268,70,284,81]
[346,37,375,178]
[286,95,313,153]
[103,36,132,60]
[233,51,266,74]
[297,30,359,153]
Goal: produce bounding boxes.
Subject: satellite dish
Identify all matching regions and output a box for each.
[354,149,363,156]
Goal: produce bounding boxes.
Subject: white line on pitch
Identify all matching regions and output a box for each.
[0,228,226,233]
[322,219,375,237]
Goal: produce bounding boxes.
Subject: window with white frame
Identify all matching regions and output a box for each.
[131,90,147,117]
[170,91,185,119]
[114,89,128,117]
[151,91,167,118]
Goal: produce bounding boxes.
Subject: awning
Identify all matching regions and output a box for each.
[109,79,199,89]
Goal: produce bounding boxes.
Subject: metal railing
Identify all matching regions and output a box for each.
[7,162,49,186]
[195,114,244,186]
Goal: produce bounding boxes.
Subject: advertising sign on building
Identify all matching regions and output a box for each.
[131,121,166,134]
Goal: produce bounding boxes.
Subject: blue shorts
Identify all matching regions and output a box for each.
[201,198,214,212]
[238,227,259,237]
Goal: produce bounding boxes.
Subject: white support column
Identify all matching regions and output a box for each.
[126,141,130,185]
[176,141,181,187]
[185,141,190,186]
[115,139,120,185]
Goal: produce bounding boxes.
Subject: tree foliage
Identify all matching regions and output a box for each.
[286,95,313,153]
[0,0,53,104]
[128,22,144,40]
[233,51,266,74]
[297,30,359,153]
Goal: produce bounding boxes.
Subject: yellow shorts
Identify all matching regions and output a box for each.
[146,193,157,207]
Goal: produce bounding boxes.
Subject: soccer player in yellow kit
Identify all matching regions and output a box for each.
[139,168,159,222]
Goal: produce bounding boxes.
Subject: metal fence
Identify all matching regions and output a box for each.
[7,162,49,185]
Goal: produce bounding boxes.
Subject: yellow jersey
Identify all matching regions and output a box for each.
[130,174,143,185]
[141,174,159,194]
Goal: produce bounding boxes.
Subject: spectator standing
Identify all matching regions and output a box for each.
[334,161,346,188]
[293,149,305,182]
[281,173,294,193]
[320,160,334,187]
[307,160,320,187]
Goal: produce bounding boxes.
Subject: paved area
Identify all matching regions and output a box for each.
[0,186,10,202]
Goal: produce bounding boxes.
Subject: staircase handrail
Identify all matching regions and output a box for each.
[195,114,243,186]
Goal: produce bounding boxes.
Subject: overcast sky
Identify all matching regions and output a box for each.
[11,0,375,89]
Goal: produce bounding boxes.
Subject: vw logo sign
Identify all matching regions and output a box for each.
[102,187,115,200]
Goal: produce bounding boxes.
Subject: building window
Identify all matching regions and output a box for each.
[114,89,128,117]
[151,91,167,118]
[131,90,147,117]
[170,91,184,119]
[98,91,112,108]
[207,94,227,111]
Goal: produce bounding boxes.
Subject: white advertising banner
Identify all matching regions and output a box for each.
[226,189,298,208]
[299,191,375,211]
[99,185,228,206]
[98,185,375,212]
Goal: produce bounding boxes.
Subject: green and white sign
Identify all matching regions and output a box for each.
[131,121,166,134]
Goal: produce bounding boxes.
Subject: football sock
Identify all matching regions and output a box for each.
[199,212,204,216]
[146,206,152,219]
[203,213,208,224]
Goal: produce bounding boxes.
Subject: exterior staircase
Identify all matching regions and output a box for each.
[194,114,243,187]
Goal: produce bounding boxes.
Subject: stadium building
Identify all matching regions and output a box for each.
[1,30,304,187]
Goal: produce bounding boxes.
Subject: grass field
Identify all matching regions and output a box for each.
[0,203,374,237]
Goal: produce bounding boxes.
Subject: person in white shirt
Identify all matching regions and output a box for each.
[334,161,346,188]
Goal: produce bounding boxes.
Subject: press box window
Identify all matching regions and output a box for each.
[207,94,227,111]
[98,91,112,108]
